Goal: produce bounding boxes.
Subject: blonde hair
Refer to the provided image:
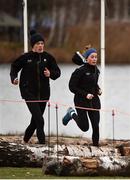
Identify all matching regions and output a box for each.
[82,44,91,54]
[85,44,91,50]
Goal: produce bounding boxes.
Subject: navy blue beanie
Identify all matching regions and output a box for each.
[30,29,44,47]
[82,48,97,59]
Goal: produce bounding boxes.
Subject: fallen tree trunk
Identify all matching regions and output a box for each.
[42,144,130,176]
[42,155,130,176]
[0,140,117,167]
[0,141,43,167]
[0,138,130,176]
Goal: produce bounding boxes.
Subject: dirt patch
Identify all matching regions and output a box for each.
[0,135,130,147]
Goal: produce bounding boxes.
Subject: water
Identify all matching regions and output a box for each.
[0,64,130,140]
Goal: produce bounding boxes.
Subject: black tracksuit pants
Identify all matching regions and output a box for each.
[72,99,100,146]
[23,101,47,144]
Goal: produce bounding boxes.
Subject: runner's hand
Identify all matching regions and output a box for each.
[98,89,102,95]
[44,67,50,77]
[86,93,94,99]
[13,78,19,85]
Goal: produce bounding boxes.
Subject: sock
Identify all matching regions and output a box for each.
[70,111,75,117]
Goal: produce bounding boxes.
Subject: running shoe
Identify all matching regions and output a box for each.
[62,107,75,126]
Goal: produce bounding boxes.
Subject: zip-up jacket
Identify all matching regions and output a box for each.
[10,51,61,100]
[69,63,101,109]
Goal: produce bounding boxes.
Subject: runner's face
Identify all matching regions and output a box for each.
[32,41,44,53]
[87,52,97,65]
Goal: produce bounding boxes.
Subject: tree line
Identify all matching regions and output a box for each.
[1,0,130,64]
[0,0,130,46]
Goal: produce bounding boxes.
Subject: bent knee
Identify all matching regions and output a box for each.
[81,126,89,132]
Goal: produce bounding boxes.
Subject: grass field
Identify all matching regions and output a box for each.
[0,167,130,179]
[0,167,45,179]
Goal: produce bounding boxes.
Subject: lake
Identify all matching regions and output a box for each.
[0,64,130,140]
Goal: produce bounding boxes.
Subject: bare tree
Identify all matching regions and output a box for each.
[123,0,129,21]
[47,0,57,46]
[113,0,120,21]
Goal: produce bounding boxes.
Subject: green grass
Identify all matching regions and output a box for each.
[0,167,46,179]
[0,167,130,179]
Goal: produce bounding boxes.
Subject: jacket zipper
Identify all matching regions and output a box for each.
[37,54,41,100]
[90,66,97,108]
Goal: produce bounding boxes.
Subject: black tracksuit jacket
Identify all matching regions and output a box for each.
[69,63,101,109]
[10,51,61,100]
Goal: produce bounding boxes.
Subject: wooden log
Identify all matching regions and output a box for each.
[0,141,116,167]
[42,144,130,176]
[1,137,130,176]
[42,155,130,176]
[0,141,43,167]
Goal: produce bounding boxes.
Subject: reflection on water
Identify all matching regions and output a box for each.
[0,64,130,140]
